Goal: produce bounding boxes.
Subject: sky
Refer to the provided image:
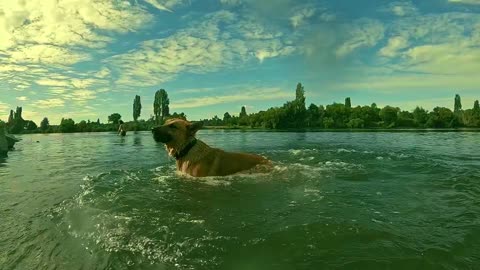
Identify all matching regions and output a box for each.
[1,0,480,124]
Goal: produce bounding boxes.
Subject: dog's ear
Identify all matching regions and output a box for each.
[188,121,204,135]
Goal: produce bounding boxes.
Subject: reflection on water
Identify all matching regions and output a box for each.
[0,131,479,270]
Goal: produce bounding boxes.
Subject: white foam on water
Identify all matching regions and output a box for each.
[289,149,303,156]
[321,161,365,170]
[337,148,357,153]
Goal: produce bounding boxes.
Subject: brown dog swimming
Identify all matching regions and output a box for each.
[151,118,270,177]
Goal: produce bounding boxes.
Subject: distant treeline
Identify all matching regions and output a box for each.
[2,90,184,134]
[201,83,480,129]
[2,83,480,134]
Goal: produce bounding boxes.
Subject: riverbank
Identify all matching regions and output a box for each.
[10,126,480,135]
[204,126,480,132]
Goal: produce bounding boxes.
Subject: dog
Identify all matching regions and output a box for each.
[151,118,270,177]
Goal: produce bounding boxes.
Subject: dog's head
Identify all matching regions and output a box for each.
[151,118,204,145]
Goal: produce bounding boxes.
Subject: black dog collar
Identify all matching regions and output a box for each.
[174,139,198,160]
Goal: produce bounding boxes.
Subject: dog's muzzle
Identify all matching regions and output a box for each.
[151,127,172,143]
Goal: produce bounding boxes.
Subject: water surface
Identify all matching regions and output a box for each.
[1,131,479,269]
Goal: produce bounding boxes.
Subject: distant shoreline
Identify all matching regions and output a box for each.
[204,126,480,132]
[14,127,480,135]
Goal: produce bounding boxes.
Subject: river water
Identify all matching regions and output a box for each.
[1,131,479,269]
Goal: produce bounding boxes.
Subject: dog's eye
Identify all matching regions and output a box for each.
[169,124,176,129]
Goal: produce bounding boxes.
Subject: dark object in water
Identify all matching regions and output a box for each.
[5,134,20,150]
[120,130,127,137]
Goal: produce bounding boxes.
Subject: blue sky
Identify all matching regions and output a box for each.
[1,0,480,124]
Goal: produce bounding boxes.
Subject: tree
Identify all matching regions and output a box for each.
[40,117,50,131]
[463,102,480,127]
[239,106,248,126]
[60,118,76,133]
[325,103,349,128]
[108,113,122,125]
[240,106,247,118]
[9,107,25,134]
[24,120,37,131]
[223,112,233,125]
[454,94,462,113]
[280,83,307,128]
[97,118,100,124]
[295,83,305,106]
[379,106,399,127]
[323,117,334,128]
[154,89,169,124]
[306,103,320,127]
[413,107,428,127]
[473,100,480,114]
[347,118,364,128]
[77,120,88,132]
[223,112,232,123]
[133,95,142,122]
[8,110,14,125]
[345,97,352,109]
[397,111,415,127]
[426,107,454,128]
[294,82,306,117]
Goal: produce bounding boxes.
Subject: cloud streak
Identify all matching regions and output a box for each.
[107,11,296,87]
[171,88,292,109]
[32,99,65,109]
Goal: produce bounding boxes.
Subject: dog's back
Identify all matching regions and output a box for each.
[205,148,270,176]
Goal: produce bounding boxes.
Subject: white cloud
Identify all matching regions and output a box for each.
[16,96,28,101]
[379,36,409,57]
[48,88,66,95]
[0,0,154,97]
[70,90,97,101]
[32,99,65,109]
[108,11,294,87]
[290,8,316,28]
[448,0,480,4]
[71,79,97,89]
[255,45,295,63]
[0,102,10,114]
[171,88,292,109]
[144,0,173,12]
[388,2,418,16]
[143,0,187,12]
[376,12,480,77]
[337,73,480,92]
[0,64,28,72]
[319,13,336,22]
[336,19,385,57]
[327,10,480,100]
[36,79,70,87]
[219,0,243,5]
[95,68,111,79]
[234,20,283,40]
[0,0,151,51]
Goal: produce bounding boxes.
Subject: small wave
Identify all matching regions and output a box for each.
[388,152,412,159]
[287,148,319,156]
[322,161,365,170]
[337,148,357,153]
